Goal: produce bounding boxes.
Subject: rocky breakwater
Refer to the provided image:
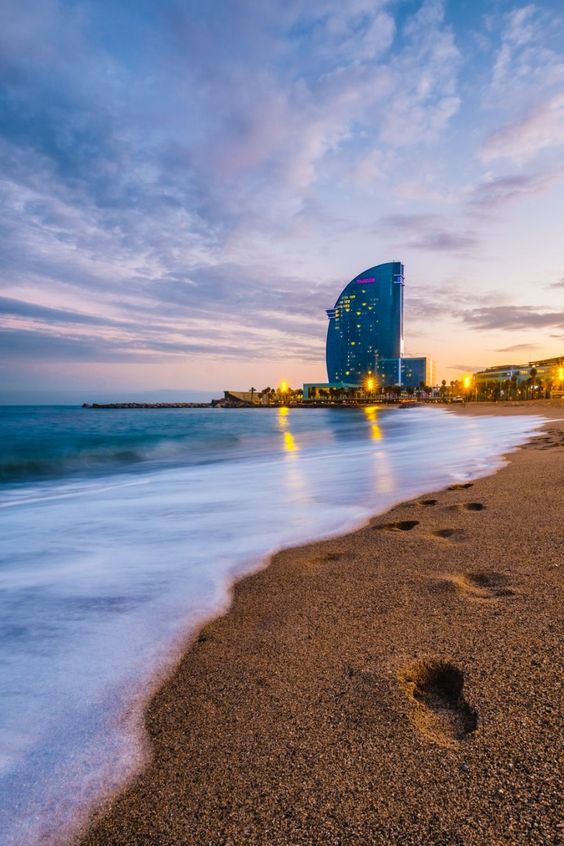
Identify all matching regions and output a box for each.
[82,402,212,409]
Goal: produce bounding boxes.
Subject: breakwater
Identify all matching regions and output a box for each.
[82,402,211,409]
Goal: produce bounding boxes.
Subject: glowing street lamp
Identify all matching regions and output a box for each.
[365,376,375,393]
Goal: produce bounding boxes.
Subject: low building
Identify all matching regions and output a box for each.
[376,356,433,389]
[474,355,564,398]
[221,390,261,405]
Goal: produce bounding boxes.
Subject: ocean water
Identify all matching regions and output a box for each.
[0,405,545,845]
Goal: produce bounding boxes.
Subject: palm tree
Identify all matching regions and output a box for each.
[529,368,538,399]
[249,387,256,404]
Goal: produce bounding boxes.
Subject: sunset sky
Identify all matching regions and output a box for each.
[1,0,564,402]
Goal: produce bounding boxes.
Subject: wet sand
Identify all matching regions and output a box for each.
[78,403,563,846]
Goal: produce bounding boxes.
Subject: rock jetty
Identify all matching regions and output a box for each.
[82,402,211,409]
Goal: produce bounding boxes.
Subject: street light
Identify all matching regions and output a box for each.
[278,381,290,405]
[462,375,475,403]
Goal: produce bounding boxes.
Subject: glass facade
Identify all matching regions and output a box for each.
[375,357,431,389]
[401,357,431,388]
[326,262,404,383]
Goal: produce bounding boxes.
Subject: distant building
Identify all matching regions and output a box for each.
[326,261,404,384]
[324,261,431,389]
[377,356,433,389]
[221,390,260,405]
[475,355,564,396]
[474,363,528,386]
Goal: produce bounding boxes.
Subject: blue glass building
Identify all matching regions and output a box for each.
[377,356,432,389]
[326,262,404,384]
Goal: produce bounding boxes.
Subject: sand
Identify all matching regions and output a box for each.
[77,403,564,846]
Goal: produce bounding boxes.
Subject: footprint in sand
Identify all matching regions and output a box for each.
[448,482,474,491]
[448,502,486,512]
[377,520,420,532]
[322,551,347,563]
[432,527,466,541]
[417,498,438,507]
[305,550,349,569]
[527,432,564,450]
[435,571,516,600]
[463,502,485,511]
[399,660,478,747]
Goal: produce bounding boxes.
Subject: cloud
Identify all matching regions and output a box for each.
[394,181,455,204]
[490,4,564,102]
[0,261,330,365]
[468,168,564,211]
[0,0,463,235]
[407,231,478,252]
[0,0,466,377]
[379,213,478,254]
[481,93,564,163]
[492,4,538,89]
[377,0,461,146]
[0,297,119,327]
[0,323,324,364]
[387,163,564,255]
[462,306,564,331]
[0,329,144,363]
[494,343,539,353]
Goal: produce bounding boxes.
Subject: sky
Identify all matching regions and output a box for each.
[1,0,564,402]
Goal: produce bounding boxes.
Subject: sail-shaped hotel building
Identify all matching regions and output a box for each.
[323,261,431,390]
[326,261,405,383]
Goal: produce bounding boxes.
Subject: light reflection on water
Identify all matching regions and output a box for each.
[363,404,383,441]
[278,406,300,455]
[0,406,545,846]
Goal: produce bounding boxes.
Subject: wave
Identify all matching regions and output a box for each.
[0,407,546,846]
[0,434,243,483]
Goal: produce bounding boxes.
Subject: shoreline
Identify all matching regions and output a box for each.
[75,403,563,845]
[80,399,564,411]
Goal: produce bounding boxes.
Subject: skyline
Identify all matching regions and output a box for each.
[2,0,564,403]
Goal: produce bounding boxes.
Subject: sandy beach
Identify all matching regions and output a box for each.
[77,403,563,846]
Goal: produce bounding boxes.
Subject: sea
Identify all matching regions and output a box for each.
[0,404,545,845]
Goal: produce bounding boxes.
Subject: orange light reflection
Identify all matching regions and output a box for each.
[363,405,382,441]
[283,432,298,452]
[278,406,298,453]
